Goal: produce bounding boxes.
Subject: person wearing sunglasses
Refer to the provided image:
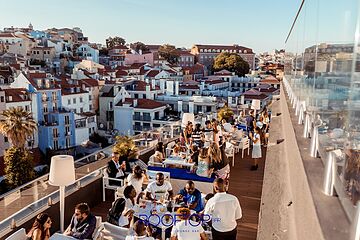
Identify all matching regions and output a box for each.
[27,213,52,240]
[64,203,96,239]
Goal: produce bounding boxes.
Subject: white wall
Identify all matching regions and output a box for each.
[114,106,133,135]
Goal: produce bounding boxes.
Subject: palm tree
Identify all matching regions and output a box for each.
[0,107,37,148]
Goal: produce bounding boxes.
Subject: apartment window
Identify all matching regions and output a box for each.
[68,99,71,105]
[80,97,83,103]
[1,96,4,102]
[89,95,92,100]
[25,105,30,111]
[89,128,92,134]
[4,136,8,142]
[80,107,83,113]
[73,98,76,104]
[197,106,202,113]
[66,138,71,148]
[206,106,212,112]
[53,140,59,150]
[200,49,203,52]
[89,104,92,110]
[65,115,70,125]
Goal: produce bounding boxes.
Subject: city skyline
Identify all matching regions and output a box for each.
[0,0,302,53]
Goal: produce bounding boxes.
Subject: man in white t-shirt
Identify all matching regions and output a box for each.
[204,178,242,240]
[171,208,208,240]
[145,172,173,200]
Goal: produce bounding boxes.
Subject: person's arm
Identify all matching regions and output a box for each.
[146,191,154,201]
[170,225,178,240]
[168,189,174,200]
[63,216,74,235]
[71,216,96,239]
[200,231,208,240]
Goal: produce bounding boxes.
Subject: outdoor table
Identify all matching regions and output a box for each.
[163,156,195,168]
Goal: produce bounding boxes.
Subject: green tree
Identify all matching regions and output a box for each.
[218,105,234,122]
[113,136,138,161]
[213,52,250,76]
[158,44,180,64]
[0,107,37,148]
[106,36,126,49]
[0,107,37,187]
[130,42,149,53]
[4,147,35,187]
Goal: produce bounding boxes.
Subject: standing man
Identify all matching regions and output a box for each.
[246,110,255,134]
[204,178,242,240]
[64,203,96,239]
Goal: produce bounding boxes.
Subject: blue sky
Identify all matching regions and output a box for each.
[1,0,357,53]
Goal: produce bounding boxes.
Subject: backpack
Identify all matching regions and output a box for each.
[107,197,126,225]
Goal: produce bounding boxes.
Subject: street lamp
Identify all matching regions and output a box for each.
[49,155,76,232]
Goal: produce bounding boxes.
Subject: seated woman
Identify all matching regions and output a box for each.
[153,142,165,163]
[182,121,193,147]
[172,143,182,156]
[196,148,211,177]
[27,213,52,240]
[118,185,137,228]
[189,145,199,165]
[126,165,148,198]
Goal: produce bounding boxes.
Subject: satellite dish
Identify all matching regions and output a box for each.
[112,129,119,136]
[99,123,104,129]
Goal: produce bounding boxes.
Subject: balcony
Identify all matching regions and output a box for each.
[133,115,152,121]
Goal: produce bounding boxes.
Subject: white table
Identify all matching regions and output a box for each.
[134,201,174,240]
[49,233,77,240]
[163,156,195,168]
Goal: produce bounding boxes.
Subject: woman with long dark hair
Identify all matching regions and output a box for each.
[27,213,52,240]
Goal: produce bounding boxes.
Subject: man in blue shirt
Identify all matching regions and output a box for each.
[175,180,204,212]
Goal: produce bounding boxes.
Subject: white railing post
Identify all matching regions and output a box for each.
[323,151,336,196]
[303,112,311,138]
[310,125,319,157]
[350,201,360,240]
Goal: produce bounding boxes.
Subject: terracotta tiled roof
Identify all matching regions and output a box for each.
[205,79,227,85]
[116,70,128,77]
[81,78,99,87]
[130,80,159,91]
[0,33,19,38]
[243,89,268,100]
[129,62,147,69]
[260,76,280,84]
[117,98,166,109]
[214,69,232,75]
[4,88,31,102]
[146,70,160,78]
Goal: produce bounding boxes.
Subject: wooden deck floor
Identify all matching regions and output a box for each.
[92,147,266,240]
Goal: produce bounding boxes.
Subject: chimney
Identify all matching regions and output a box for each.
[159,79,165,93]
[151,79,156,90]
[240,95,245,105]
[133,99,138,107]
[145,78,149,84]
[146,84,152,100]
[82,83,86,91]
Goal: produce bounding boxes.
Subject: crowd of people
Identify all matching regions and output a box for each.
[25,108,270,240]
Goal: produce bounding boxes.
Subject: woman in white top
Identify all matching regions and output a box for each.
[250,127,262,171]
[125,220,154,240]
[127,165,148,198]
[118,185,136,227]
